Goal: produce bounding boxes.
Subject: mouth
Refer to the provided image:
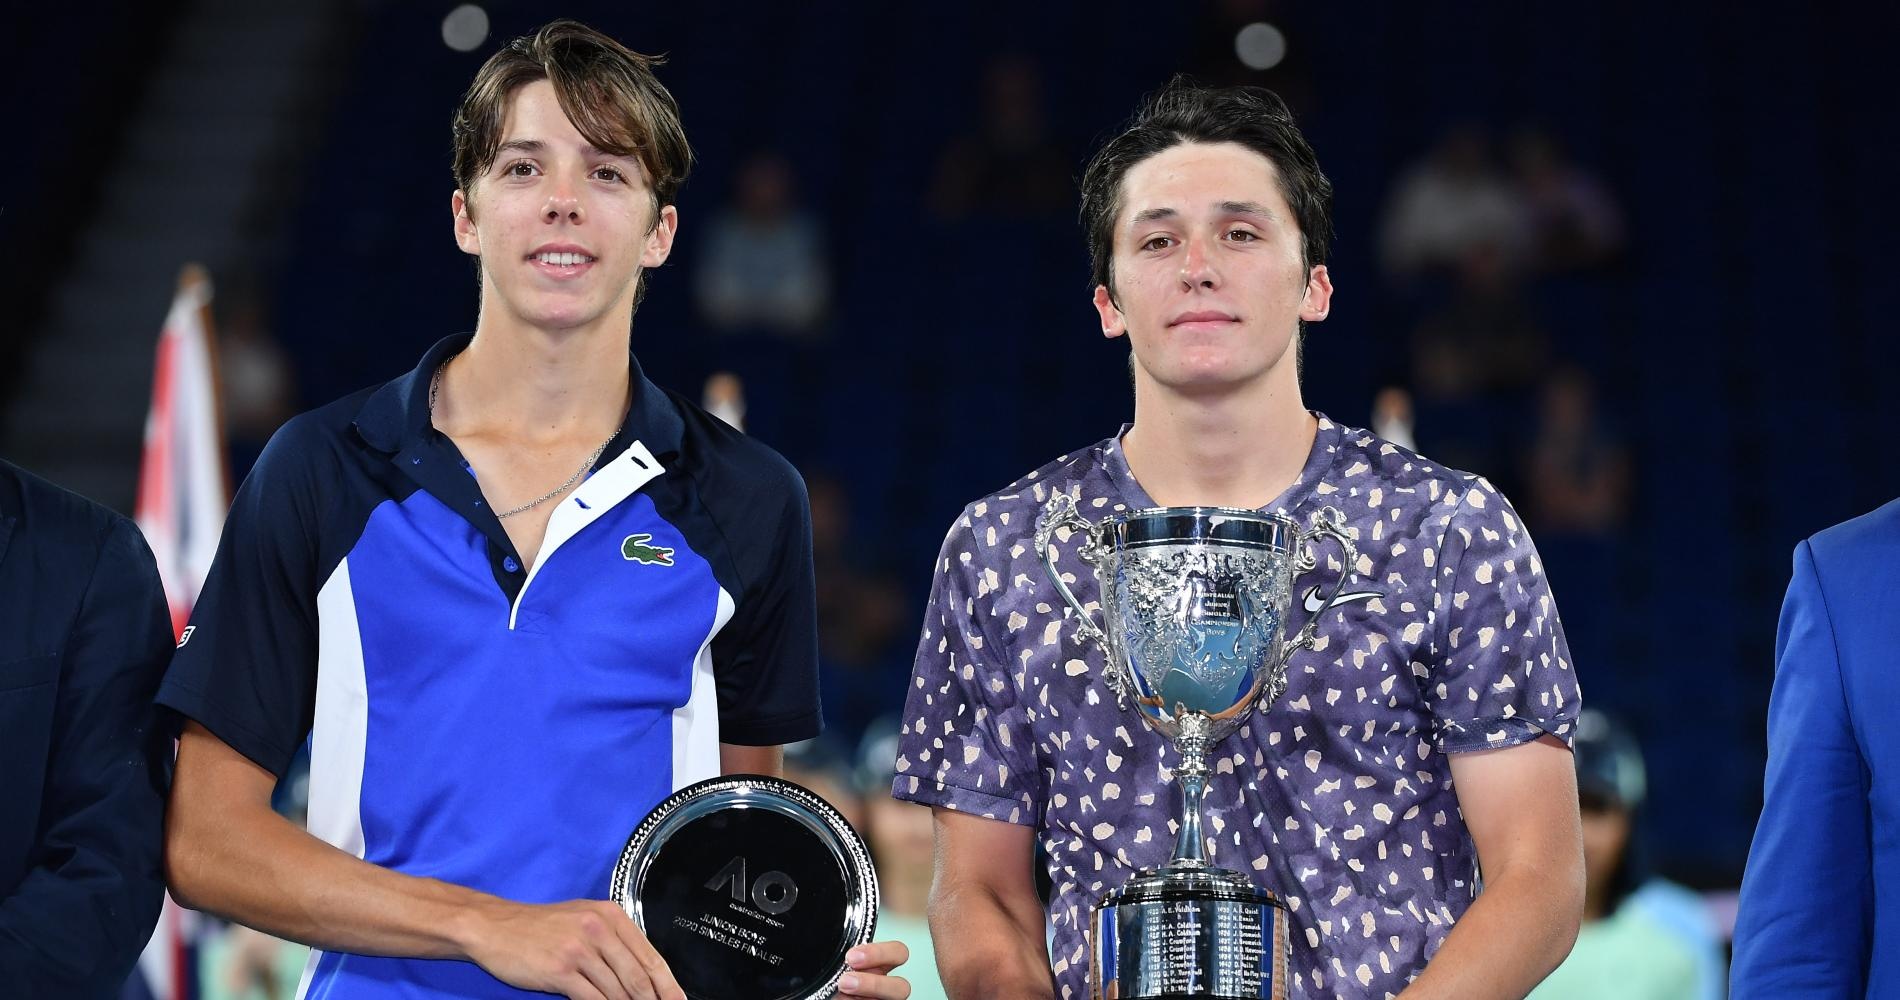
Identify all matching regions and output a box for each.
[528,248,598,277]
[531,251,596,266]
[1169,310,1240,329]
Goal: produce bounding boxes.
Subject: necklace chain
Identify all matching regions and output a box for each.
[429,358,618,520]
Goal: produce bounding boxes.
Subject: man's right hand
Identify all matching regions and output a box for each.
[459,897,684,1000]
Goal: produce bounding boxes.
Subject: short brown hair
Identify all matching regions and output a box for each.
[1079,80,1332,298]
[451,20,693,210]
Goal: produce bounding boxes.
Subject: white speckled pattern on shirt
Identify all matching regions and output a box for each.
[892,415,1580,999]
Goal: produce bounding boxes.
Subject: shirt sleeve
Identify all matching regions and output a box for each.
[1424,476,1581,753]
[156,416,327,777]
[0,518,172,993]
[708,455,822,746]
[1729,539,1870,996]
[890,508,1043,825]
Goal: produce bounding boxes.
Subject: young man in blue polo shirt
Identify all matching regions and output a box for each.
[158,21,908,1000]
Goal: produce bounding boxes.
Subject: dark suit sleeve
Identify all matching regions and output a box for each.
[1730,539,1871,996]
[0,517,173,993]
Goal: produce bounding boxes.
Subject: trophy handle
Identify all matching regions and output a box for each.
[1288,506,1356,653]
[1034,493,1107,645]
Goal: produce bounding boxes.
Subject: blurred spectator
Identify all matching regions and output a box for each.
[782,737,867,835]
[1528,710,1724,1000]
[1509,128,1625,272]
[693,152,830,338]
[701,371,745,431]
[1380,126,1529,279]
[1414,242,1551,397]
[928,55,1072,221]
[1370,385,1417,451]
[856,719,948,1000]
[810,474,911,749]
[198,924,308,1000]
[1522,367,1628,688]
[1407,241,1551,487]
[217,284,296,480]
[1526,367,1631,535]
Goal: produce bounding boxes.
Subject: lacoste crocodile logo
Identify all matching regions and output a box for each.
[622,533,676,566]
[1301,584,1382,614]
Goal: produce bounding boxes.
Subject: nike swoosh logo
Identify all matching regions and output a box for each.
[1302,585,1382,614]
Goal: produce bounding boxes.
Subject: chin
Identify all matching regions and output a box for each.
[513,302,609,332]
[1146,359,1264,390]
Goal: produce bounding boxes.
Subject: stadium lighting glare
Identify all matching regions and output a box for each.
[442,4,490,53]
[1235,22,1287,71]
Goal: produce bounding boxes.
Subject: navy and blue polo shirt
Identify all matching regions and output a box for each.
[157,334,821,999]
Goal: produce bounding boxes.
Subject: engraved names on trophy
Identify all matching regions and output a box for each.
[1127,899,1267,996]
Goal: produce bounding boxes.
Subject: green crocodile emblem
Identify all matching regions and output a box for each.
[621,533,676,566]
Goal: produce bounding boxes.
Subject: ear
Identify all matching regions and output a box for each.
[452,189,480,257]
[1299,264,1333,323]
[1093,284,1127,340]
[642,204,680,267]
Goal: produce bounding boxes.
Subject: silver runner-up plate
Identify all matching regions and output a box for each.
[611,774,879,1000]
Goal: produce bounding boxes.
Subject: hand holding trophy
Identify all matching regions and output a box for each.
[1035,493,1356,1000]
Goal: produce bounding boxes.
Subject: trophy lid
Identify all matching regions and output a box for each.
[1099,506,1299,551]
[611,775,878,1000]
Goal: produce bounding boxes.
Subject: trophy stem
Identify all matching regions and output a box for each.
[1170,714,1214,867]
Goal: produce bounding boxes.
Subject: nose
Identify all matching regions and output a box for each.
[544,183,583,224]
[1179,234,1219,290]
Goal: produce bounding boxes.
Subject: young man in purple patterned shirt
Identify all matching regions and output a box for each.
[893,83,1585,999]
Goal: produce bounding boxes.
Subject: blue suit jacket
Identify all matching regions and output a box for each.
[1733,497,1900,997]
[0,460,173,997]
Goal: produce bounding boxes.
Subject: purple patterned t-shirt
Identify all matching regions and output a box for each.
[892,415,1580,999]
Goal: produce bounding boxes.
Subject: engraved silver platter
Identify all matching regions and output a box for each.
[611,774,879,1000]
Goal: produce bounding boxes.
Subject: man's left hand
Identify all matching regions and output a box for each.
[837,940,912,999]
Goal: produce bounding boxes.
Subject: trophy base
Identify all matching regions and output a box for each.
[1089,864,1290,1000]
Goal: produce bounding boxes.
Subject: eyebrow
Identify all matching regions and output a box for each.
[1129,201,1281,227]
[495,139,635,162]
[1219,200,1280,222]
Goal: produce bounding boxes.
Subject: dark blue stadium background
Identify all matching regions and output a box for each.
[10,1,1900,892]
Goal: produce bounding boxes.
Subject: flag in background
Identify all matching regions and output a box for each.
[128,263,229,1000]
[135,263,229,639]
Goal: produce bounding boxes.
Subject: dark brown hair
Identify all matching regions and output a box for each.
[1079,80,1332,299]
[451,20,693,211]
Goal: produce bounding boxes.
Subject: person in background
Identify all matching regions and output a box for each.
[856,719,948,1000]
[693,152,830,338]
[1379,125,1528,280]
[1732,497,1900,996]
[781,736,868,836]
[0,459,173,996]
[216,280,298,480]
[928,55,1072,223]
[1529,710,1724,1000]
[1507,128,1624,273]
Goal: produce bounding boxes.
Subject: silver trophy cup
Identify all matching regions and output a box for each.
[1035,493,1356,1000]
